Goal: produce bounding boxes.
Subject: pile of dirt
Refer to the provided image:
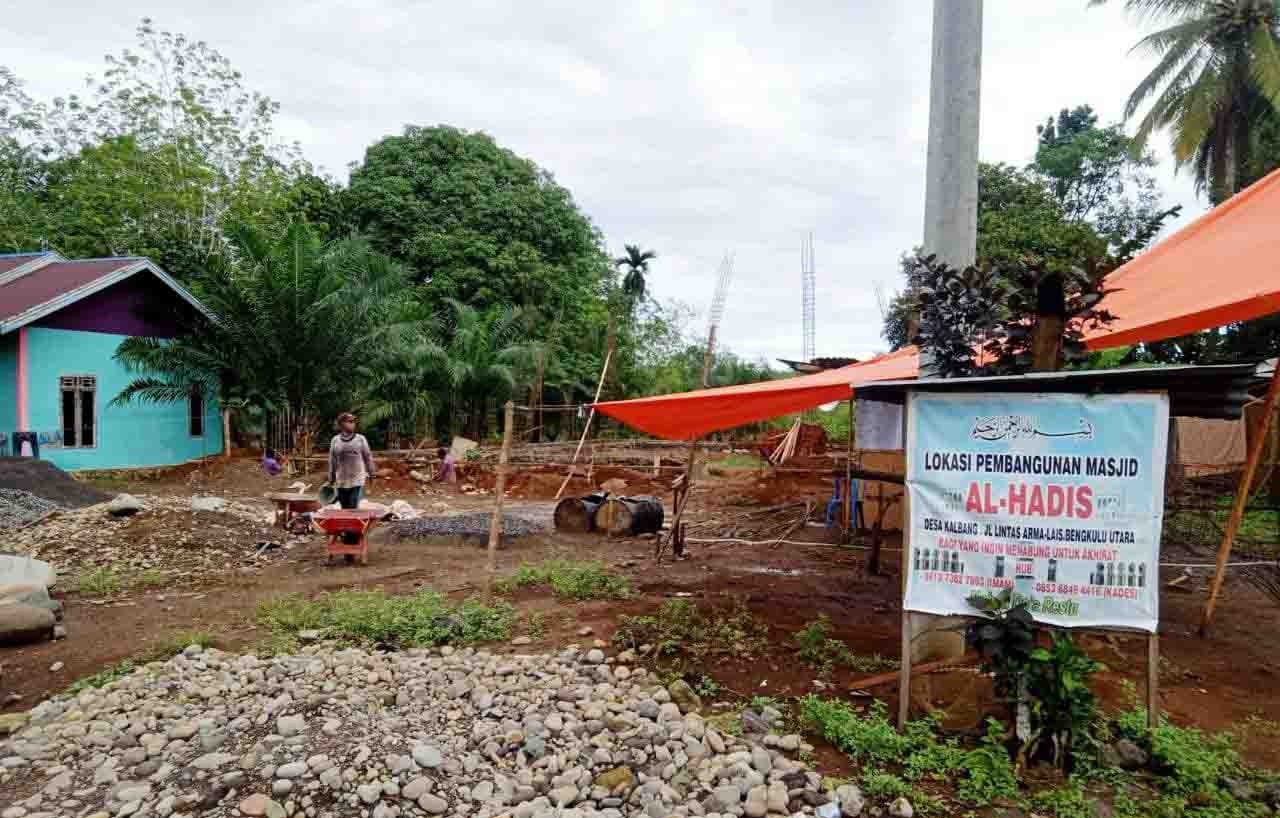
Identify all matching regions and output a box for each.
[0,457,110,507]
[7,495,284,589]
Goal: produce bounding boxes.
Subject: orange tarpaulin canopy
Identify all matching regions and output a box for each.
[1085,167,1280,349]
[596,167,1280,440]
[595,346,919,440]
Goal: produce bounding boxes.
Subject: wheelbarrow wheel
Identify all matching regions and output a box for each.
[344,555,355,564]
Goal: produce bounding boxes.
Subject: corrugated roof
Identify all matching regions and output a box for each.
[0,253,51,275]
[0,258,142,325]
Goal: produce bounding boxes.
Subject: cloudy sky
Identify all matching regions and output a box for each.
[2,1,1201,365]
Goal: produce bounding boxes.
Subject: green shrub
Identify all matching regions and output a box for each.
[800,697,921,764]
[793,615,899,677]
[861,770,912,800]
[958,720,1019,803]
[613,598,769,665]
[65,660,136,693]
[76,568,123,596]
[1030,780,1094,818]
[257,589,514,648]
[495,560,632,600]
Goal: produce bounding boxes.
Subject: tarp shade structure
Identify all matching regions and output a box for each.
[595,346,919,440]
[597,166,1280,441]
[1085,166,1280,349]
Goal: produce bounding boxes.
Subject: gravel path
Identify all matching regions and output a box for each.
[0,643,867,818]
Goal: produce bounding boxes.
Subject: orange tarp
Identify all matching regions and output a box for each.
[595,346,919,440]
[596,167,1280,440]
[1085,167,1280,349]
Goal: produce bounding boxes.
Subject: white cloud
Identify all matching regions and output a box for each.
[0,0,1207,364]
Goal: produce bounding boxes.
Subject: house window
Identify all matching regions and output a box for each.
[189,388,205,437]
[59,376,96,448]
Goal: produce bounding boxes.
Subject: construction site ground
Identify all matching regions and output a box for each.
[4,453,1280,778]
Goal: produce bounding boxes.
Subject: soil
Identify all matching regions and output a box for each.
[3,452,1280,780]
[0,457,110,507]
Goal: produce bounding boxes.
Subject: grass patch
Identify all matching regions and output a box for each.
[76,567,123,596]
[65,659,137,694]
[524,611,548,640]
[793,615,899,677]
[716,452,766,470]
[612,597,770,673]
[495,559,632,600]
[256,589,514,648]
[800,696,1018,808]
[131,569,167,590]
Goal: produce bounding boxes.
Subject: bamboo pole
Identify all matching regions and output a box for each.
[486,401,516,599]
[555,348,613,500]
[1200,362,1280,635]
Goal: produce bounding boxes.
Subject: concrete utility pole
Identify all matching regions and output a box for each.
[922,0,983,271]
[901,0,985,728]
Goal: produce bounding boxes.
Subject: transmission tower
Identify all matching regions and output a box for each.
[703,253,735,387]
[801,232,816,362]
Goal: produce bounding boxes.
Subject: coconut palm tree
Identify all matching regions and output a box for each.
[615,244,657,301]
[1094,0,1280,203]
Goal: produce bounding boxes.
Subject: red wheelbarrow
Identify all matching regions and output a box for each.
[314,509,380,565]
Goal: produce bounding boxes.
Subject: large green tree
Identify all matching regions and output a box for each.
[1094,0,1280,205]
[0,19,308,274]
[346,125,612,311]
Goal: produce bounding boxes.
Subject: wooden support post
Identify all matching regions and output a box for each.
[1147,632,1160,730]
[555,348,612,500]
[845,398,854,536]
[486,401,515,598]
[1201,362,1280,634]
[898,609,911,729]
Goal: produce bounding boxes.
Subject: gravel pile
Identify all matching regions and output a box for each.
[392,513,547,541]
[7,495,281,588]
[0,488,59,531]
[0,644,870,818]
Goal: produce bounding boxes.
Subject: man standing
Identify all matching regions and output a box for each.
[328,412,375,509]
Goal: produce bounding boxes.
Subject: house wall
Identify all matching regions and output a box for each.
[0,333,15,446]
[23,327,222,470]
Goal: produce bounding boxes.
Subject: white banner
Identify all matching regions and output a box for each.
[904,392,1169,632]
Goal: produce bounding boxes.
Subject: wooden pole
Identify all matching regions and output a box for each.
[845,398,854,535]
[898,393,914,729]
[897,607,912,729]
[486,401,515,598]
[555,348,613,500]
[1147,632,1159,730]
[1201,362,1280,634]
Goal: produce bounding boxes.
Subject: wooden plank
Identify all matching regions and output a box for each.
[486,401,515,598]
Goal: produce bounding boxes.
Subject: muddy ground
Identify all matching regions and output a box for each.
[4,454,1280,778]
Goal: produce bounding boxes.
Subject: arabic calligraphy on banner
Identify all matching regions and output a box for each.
[904,392,1169,632]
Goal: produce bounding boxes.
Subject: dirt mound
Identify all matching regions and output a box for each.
[0,458,110,508]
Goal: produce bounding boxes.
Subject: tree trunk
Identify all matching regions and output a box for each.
[1031,273,1066,371]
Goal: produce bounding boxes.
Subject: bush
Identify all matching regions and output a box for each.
[613,598,769,664]
[76,568,123,596]
[495,559,632,600]
[257,589,514,648]
[793,615,898,676]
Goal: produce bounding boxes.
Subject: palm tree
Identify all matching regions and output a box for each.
[1095,0,1280,203]
[113,221,416,449]
[438,298,531,439]
[614,244,657,301]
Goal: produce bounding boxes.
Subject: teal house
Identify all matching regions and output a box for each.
[0,251,223,471]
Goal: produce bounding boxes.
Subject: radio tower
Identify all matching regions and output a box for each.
[703,253,735,387]
[801,232,816,363]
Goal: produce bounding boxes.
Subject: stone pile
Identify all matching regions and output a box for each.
[0,489,59,531]
[0,643,870,818]
[392,513,547,541]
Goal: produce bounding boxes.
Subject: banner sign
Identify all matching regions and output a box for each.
[904,391,1169,632]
